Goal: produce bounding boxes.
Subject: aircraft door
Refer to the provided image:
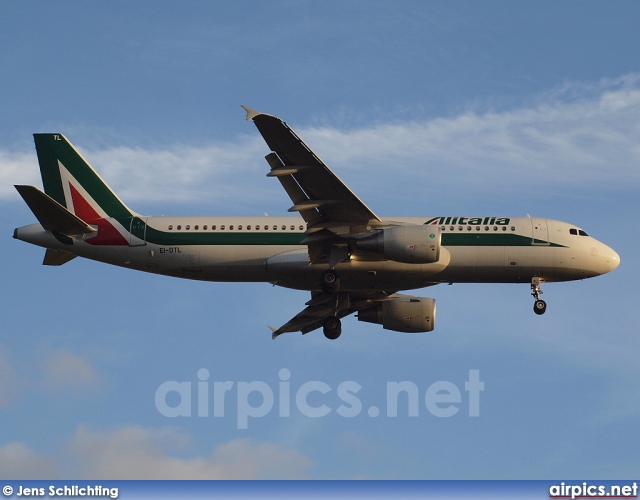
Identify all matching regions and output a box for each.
[129,217,148,246]
[530,218,549,245]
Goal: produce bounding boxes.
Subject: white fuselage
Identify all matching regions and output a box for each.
[14,215,620,293]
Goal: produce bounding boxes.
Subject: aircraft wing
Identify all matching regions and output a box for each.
[270,291,390,339]
[243,106,380,229]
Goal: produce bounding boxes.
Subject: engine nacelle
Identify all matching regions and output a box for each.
[357,295,436,333]
[356,225,441,264]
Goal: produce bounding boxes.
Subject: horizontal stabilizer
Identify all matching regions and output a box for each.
[15,185,97,236]
[43,248,76,266]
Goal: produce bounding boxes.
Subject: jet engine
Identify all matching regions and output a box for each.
[356,226,441,264]
[357,295,436,333]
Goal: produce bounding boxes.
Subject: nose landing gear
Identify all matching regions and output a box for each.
[531,277,547,315]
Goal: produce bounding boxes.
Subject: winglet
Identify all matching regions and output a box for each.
[241,105,263,121]
[268,326,280,340]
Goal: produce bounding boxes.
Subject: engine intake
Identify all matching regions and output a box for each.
[357,295,436,333]
[357,226,441,264]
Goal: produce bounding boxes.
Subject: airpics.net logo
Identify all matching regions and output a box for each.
[155,369,484,429]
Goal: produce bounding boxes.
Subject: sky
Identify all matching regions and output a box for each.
[1,1,639,480]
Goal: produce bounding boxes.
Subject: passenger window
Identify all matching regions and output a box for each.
[273,225,277,230]
[299,225,304,230]
[238,225,243,230]
[168,225,173,230]
[458,226,463,231]
[476,226,480,231]
[247,225,252,230]
[194,225,199,230]
[185,225,190,230]
[212,225,217,230]
[467,226,472,231]
[493,226,498,231]
[203,225,207,230]
[290,225,295,230]
[221,225,225,230]
[510,226,515,231]
[502,227,506,231]
[230,225,234,230]
[177,225,182,230]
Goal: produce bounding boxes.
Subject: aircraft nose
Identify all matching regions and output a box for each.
[602,245,620,273]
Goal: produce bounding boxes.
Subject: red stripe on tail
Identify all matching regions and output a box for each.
[69,184,129,246]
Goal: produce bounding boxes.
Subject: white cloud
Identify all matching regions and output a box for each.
[0,442,57,479]
[3,75,639,212]
[0,347,103,404]
[0,349,22,408]
[305,76,640,193]
[84,138,266,207]
[0,151,40,201]
[0,425,313,479]
[69,425,311,479]
[42,350,102,391]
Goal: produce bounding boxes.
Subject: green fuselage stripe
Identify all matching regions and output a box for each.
[442,233,562,247]
[135,223,564,247]
[143,224,305,246]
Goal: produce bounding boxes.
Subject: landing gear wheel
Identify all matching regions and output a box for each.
[321,269,340,294]
[533,300,547,315]
[323,316,342,339]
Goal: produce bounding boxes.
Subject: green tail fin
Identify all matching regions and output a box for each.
[33,134,135,220]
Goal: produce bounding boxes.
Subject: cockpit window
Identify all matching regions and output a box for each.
[570,228,590,236]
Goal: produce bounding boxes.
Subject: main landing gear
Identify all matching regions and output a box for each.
[320,269,340,294]
[531,277,547,315]
[323,316,342,340]
[320,269,342,339]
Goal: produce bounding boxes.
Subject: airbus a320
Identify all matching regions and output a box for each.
[13,107,620,339]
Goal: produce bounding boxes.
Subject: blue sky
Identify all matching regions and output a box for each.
[1,1,638,479]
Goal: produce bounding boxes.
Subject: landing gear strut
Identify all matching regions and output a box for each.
[531,277,547,315]
[320,267,343,338]
[323,316,342,339]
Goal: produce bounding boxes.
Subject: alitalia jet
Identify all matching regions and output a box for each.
[13,106,620,339]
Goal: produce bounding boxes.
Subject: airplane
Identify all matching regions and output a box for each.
[13,106,620,340]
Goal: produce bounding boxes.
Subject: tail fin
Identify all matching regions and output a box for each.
[33,134,136,221]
